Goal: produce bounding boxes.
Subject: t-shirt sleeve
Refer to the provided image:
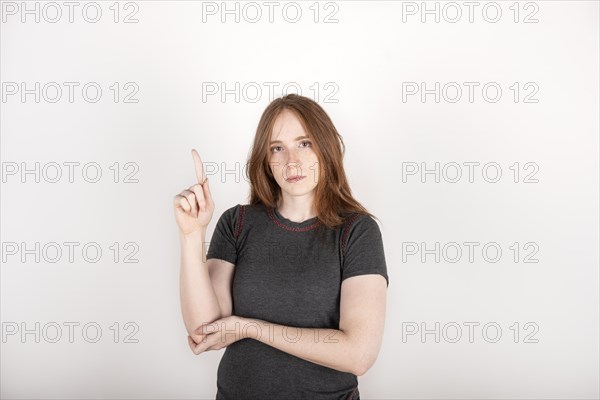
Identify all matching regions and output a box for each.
[206,204,241,265]
[341,214,389,287]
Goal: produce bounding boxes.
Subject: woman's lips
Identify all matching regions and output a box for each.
[285,176,306,183]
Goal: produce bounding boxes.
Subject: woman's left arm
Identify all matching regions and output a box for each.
[189,274,387,377]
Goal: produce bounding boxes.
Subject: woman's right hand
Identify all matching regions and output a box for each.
[173,149,215,236]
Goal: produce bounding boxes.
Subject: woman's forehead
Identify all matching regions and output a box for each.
[271,110,308,140]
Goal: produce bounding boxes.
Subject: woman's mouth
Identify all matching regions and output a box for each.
[285,176,306,183]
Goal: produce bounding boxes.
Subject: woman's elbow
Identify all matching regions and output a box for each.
[353,347,380,376]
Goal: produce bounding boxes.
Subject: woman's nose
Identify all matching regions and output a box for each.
[285,149,302,165]
[284,153,303,174]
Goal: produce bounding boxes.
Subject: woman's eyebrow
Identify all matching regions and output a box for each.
[270,136,309,144]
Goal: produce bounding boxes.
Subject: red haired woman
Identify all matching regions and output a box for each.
[174,94,389,400]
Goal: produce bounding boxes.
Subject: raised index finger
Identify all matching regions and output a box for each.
[191,148,205,184]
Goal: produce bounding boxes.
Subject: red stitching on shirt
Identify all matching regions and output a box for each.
[235,205,245,238]
[267,206,322,232]
[341,213,361,255]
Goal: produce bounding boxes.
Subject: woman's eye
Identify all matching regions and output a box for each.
[271,141,311,153]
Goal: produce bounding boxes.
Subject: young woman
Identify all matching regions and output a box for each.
[174,94,389,400]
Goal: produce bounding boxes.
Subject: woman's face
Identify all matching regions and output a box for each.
[268,109,320,196]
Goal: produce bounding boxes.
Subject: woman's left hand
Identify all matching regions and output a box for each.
[187,315,250,355]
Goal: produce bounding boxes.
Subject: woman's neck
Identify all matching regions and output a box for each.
[276,196,317,223]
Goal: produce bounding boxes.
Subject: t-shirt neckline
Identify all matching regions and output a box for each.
[269,206,321,231]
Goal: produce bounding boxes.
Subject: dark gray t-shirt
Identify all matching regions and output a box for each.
[206,202,389,400]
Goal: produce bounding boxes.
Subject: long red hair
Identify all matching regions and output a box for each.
[246,94,378,229]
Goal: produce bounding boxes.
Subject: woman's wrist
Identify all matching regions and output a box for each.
[238,317,262,340]
[178,228,206,249]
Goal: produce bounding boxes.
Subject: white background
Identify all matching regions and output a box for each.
[1,1,598,399]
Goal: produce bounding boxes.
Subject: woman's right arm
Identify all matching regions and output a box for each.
[174,149,224,345]
[178,228,224,344]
